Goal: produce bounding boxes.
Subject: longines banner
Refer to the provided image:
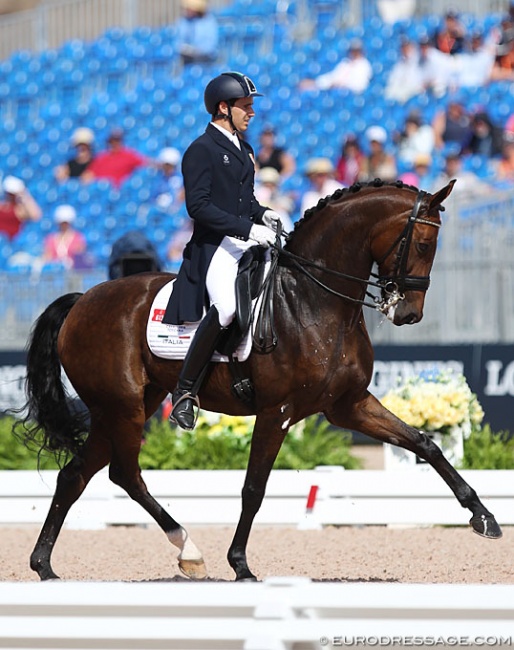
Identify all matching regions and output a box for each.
[0,345,513,432]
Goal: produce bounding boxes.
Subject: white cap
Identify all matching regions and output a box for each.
[366,125,387,144]
[305,157,334,175]
[3,175,25,195]
[54,204,76,224]
[70,127,94,146]
[158,147,181,166]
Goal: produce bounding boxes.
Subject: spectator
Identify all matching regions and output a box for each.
[175,0,219,66]
[396,110,435,168]
[494,136,514,185]
[384,36,425,104]
[408,153,436,191]
[298,38,373,94]
[0,176,41,240]
[254,167,295,231]
[433,9,467,56]
[299,158,342,217]
[418,34,453,97]
[54,127,95,182]
[167,217,193,273]
[255,125,296,180]
[152,147,185,213]
[108,230,162,280]
[456,31,496,88]
[82,128,146,187]
[359,125,397,182]
[42,205,88,270]
[463,111,503,158]
[490,14,514,80]
[334,134,365,186]
[432,99,472,152]
[431,150,491,197]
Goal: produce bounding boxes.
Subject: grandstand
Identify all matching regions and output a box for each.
[0,0,513,349]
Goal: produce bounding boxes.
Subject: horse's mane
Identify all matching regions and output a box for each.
[290,178,420,239]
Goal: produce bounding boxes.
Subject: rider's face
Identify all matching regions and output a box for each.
[230,97,255,132]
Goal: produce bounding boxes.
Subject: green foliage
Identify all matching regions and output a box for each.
[139,413,362,470]
[0,417,60,469]
[462,424,514,470]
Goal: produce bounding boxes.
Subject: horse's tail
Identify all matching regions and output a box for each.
[14,292,88,461]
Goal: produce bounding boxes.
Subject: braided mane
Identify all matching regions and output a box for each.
[291,178,420,237]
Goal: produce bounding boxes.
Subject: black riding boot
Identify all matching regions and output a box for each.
[170,306,225,430]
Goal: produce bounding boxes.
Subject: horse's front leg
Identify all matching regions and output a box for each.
[228,412,288,581]
[325,392,502,539]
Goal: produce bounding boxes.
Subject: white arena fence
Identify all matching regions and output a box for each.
[1,466,513,529]
[0,579,513,650]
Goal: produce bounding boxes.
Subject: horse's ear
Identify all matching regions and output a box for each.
[429,179,456,211]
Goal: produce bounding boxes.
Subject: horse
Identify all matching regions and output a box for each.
[16,179,502,583]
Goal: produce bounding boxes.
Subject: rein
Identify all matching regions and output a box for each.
[274,189,442,314]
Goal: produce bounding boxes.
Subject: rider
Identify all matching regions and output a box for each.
[162,71,282,430]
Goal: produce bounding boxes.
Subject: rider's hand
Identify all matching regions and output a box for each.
[249,224,276,248]
[262,209,282,232]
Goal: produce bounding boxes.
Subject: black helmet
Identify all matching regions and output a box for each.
[204,71,263,115]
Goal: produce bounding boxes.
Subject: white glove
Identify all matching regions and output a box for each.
[249,224,276,247]
[262,209,282,232]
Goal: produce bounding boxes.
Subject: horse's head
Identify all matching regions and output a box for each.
[372,181,455,326]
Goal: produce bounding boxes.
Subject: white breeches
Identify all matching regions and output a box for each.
[206,235,257,327]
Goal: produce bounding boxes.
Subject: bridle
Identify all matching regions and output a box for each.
[274,189,442,314]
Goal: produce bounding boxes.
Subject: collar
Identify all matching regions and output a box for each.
[211,121,241,150]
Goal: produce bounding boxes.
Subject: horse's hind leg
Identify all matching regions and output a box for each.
[228,412,287,581]
[30,433,111,580]
[106,412,207,579]
[325,393,502,539]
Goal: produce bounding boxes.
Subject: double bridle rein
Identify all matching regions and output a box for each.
[275,189,442,314]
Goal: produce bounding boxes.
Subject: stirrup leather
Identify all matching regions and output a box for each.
[169,391,201,430]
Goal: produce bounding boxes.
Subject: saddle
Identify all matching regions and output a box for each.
[216,244,279,405]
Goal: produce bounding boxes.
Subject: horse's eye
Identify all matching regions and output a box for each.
[416,242,430,254]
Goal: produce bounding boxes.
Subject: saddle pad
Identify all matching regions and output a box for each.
[146,280,253,362]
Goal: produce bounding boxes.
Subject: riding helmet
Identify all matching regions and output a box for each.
[204,72,263,115]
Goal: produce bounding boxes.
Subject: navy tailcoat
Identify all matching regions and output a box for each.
[162,123,266,325]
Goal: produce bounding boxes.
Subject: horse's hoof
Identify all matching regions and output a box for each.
[178,558,207,580]
[236,576,259,582]
[470,514,503,539]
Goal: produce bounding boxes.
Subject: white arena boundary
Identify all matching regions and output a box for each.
[0,580,513,650]
[0,467,513,529]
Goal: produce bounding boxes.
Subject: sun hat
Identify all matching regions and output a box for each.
[258,167,281,184]
[71,127,94,146]
[3,175,25,195]
[158,147,181,166]
[54,204,77,224]
[365,125,387,144]
[305,158,334,175]
[182,0,208,11]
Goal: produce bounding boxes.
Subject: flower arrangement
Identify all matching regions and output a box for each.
[381,370,484,468]
[380,369,484,438]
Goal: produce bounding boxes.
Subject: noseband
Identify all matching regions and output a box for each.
[274,189,442,314]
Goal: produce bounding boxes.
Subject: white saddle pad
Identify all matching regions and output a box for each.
[146,279,253,362]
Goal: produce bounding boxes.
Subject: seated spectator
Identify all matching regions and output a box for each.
[418,34,453,97]
[494,136,514,185]
[54,127,95,182]
[432,99,472,152]
[490,14,514,80]
[384,36,425,104]
[396,110,435,168]
[152,147,185,213]
[108,230,162,280]
[431,150,491,197]
[432,9,467,56]
[0,176,41,240]
[175,0,219,66]
[42,205,88,270]
[254,167,295,232]
[255,125,296,180]
[335,134,365,186]
[298,38,373,94]
[455,31,496,88]
[82,128,146,187]
[359,126,397,182]
[299,158,342,217]
[463,111,503,158]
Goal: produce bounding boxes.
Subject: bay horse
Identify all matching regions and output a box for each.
[17,179,501,582]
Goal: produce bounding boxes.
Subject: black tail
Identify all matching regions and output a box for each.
[14,292,88,461]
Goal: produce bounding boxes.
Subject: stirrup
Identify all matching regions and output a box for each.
[169,391,201,430]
